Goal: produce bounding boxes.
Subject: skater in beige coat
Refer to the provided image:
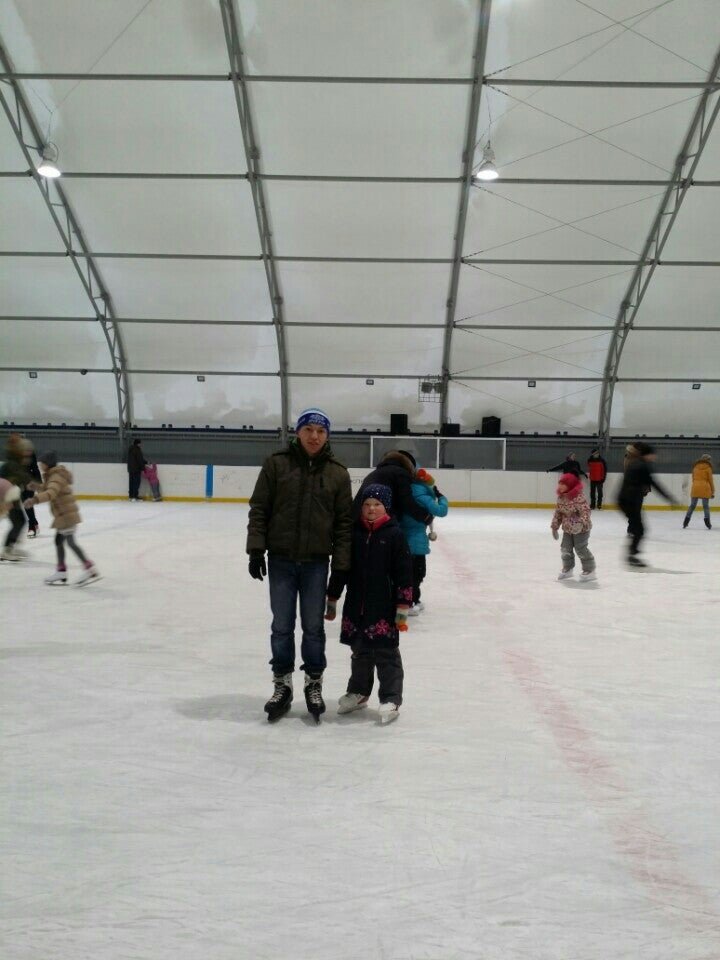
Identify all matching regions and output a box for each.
[23,451,101,586]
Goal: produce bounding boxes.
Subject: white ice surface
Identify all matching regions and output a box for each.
[2,503,720,960]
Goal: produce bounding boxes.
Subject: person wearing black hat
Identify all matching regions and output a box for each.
[325,483,412,725]
[546,452,588,479]
[587,447,608,510]
[617,443,676,567]
[127,438,147,502]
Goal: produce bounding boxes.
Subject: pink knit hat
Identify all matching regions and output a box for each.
[557,472,581,496]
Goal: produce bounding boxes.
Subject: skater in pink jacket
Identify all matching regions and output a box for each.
[142,463,162,501]
[550,472,596,583]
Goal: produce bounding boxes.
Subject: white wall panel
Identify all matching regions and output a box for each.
[0,370,119,425]
[610,382,720,436]
[620,331,720,380]
[50,83,243,174]
[0,258,93,315]
[450,328,610,379]
[289,378,439,432]
[96,260,271,322]
[238,0,476,78]
[0,319,110,367]
[267,182,457,258]
[123,323,278,372]
[129,374,281,429]
[661,189,720,261]
[251,82,467,177]
[0,180,65,251]
[281,262,449,325]
[631,268,720,328]
[286,326,441,376]
[448,379,602,434]
[61,181,262,256]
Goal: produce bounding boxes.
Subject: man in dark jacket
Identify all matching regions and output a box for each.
[547,452,587,479]
[587,447,608,510]
[617,442,676,566]
[355,450,432,525]
[127,439,146,501]
[247,408,352,722]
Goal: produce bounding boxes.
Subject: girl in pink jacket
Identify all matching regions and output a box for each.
[142,463,162,501]
[550,472,596,583]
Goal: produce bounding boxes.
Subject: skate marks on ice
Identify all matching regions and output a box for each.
[504,648,720,942]
[174,694,348,727]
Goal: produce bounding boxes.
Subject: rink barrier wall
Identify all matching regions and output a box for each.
[59,463,712,510]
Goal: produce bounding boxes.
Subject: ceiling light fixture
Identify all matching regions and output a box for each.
[473,141,499,182]
[37,142,62,178]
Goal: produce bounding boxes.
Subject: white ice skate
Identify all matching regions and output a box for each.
[45,569,68,585]
[557,569,574,581]
[75,565,101,586]
[579,571,597,583]
[1,545,28,561]
[337,693,369,715]
[408,601,424,616]
[378,702,400,725]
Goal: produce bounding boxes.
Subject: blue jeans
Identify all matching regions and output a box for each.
[685,497,710,521]
[268,556,329,676]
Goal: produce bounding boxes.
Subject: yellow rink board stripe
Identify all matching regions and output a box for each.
[74,495,707,511]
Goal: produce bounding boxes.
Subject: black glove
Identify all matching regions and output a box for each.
[433,485,444,500]
[326,569,347,600]
[248,550,267,581]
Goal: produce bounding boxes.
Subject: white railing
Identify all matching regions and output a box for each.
[369,435,506,470]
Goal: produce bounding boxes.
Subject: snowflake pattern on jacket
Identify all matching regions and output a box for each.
[551,490,592,535]
[339,514,413,648]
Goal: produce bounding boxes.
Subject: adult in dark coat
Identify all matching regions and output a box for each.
[247,407,353,722]
[617,442,676,566]
[547,452,587,478]
[127,439,146,501]
[355,450,432,525]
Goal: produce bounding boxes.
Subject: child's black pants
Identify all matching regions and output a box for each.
[347,643,404,705]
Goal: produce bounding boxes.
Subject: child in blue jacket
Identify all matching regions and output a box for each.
[399,467,449,615]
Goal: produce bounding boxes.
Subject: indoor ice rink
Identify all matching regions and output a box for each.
[2,2,720,959]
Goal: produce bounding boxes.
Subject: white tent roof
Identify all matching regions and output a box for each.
[1,0,718,434]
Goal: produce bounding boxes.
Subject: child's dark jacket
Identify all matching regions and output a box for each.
[340,515,413,648]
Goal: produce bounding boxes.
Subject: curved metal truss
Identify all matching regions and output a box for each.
[219,0,290,443]
[598,45,720,445]
[0,38,132,450]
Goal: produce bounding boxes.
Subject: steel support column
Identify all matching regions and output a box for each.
[598,44,720,445]
[219,0,289,441]
[440,0,493,426]
[0,39,132,455]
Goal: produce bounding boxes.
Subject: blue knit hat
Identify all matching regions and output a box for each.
[362,483,392,512]
[296,408,331,434]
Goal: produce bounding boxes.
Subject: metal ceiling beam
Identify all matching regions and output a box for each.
[440,0,494,427]
[4,250,720,267]
[5,367,717,384]
[5,317,720,333]
[488,78,720,90]
[219,0,289,442]
[0,71,471,85]
[598,44,720,445]
[3,170,720,187]
[0,38,132,451]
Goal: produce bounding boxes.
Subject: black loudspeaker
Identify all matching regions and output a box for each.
[390,413,409,435]
[481,416,501,437]
[440,422,461,437]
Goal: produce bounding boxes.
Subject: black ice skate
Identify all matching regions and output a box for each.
[264,673,293,722]
[304,673,325,723]
[627,555,647,568]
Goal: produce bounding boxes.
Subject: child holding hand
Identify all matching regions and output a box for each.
[325,484,412,724]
